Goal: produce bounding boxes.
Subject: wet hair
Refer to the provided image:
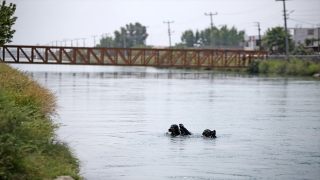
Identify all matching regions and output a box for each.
[179,124,192,135]
[202,129,216,138]
[168,124,180,136]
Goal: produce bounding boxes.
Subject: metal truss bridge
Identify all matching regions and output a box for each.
[1,45,268,68]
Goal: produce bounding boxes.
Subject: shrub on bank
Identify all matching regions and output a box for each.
[0,63,81,180]
[252,58,320,76]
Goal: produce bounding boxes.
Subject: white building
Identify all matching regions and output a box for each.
[290,27,320,53]
[290,27,319,45]
[244,35,262,51]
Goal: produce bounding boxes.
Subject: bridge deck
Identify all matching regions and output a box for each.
[1,45,268,68]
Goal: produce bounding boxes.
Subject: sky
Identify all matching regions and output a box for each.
[5,0,320,47]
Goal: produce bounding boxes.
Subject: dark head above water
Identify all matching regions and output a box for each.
[168,124,215,138]
[168,124,180,136]
[202,129,216,138]
[179,124,192,135]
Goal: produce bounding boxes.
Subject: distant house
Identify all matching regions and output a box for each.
[244,35,262,51]
[290,27,320,53]
[291,27,319,44]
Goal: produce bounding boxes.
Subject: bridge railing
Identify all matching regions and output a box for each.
[0,45,268,68]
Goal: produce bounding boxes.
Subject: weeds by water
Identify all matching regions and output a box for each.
[0,62,81,180]
[251,58,320,76]
[211,58,320,76]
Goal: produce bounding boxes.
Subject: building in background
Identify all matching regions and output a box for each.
[244,35,261,51]
[291,27,319,44]
[290,27,320,53]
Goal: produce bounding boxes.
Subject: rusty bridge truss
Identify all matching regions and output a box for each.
[1,45,268,68]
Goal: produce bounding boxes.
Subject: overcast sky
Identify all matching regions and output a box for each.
[6,0,320,47]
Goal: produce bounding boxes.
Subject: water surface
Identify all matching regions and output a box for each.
[11,64,320,180]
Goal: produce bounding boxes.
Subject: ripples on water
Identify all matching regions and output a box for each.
[11,64,320,180]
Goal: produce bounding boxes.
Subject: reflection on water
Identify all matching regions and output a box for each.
[11,64,320,180]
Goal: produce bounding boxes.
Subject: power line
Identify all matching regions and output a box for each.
[260,24,275,28]
[289,18,320,22]
[220,1,276,15]
[292,11,320,17]
[289,19,319,25]
[295,9,320,12]
[175,16,205,25]
[91,35,99,47]
[259,13,280,21]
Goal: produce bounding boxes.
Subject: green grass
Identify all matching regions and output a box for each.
[0,62,82,180]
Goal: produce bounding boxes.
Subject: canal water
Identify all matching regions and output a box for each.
[10,64,320,180]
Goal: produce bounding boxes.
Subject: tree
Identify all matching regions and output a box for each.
[262,27,295,54]
[113,22,148,48]
[305,38,320,47]
[0,0,17,46]
[181,26,245,47]
[292,42,313,55]
[96,22,148,48]
[213,25,245,46]
[181,30,200,47]
[96,36,114,47]
[199,28,212,46]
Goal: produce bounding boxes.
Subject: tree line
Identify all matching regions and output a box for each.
[95,22,315,55]
[95,22,246,49]
[177,25,245,48]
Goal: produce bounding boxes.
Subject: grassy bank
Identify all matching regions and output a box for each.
[0,63,81,180]
[248,58,320,76]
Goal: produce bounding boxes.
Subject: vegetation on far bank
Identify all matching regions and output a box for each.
[208,58,320,77]
[0,62,81,180]
[249,58,320,76]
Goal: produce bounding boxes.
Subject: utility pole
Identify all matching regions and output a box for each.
[52,40,58,54]
[122,30,127,48]
[145,26,149,47]
[78,38,86,47]
[163,21,174,47]
[70,39,75,47]
[205,12,218,48]
[318,26,320,55]
[63,39,69,47]
[101,33,109,47]
[82,38,86,47]
[276,0,289,59]
[52,41,58,54]
[91,35,98,47]
[75,38,81,47]
[254,22,262,51]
